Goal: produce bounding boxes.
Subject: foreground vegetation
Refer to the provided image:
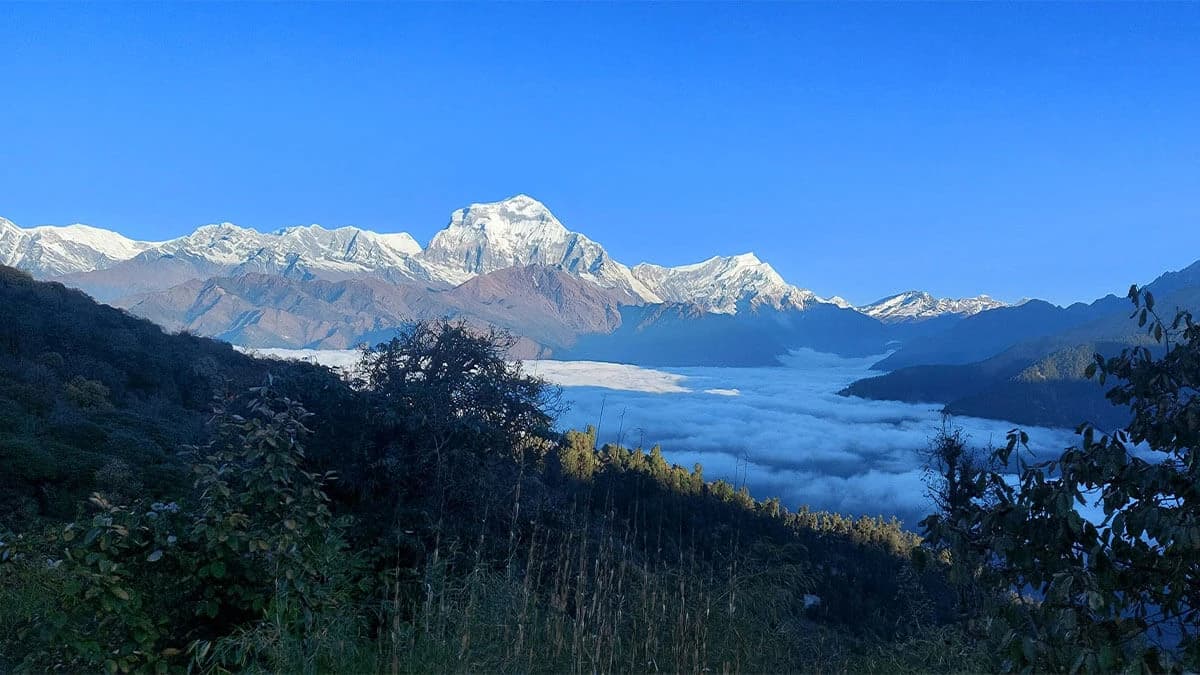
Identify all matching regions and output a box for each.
[0,266,1196,672]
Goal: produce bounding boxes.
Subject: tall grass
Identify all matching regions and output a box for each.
[364,480,988,674]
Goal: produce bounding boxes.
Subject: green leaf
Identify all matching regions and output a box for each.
[146,549,163,562]
[210,561,226,579]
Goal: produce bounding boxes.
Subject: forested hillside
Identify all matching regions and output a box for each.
[0,266,351,529]
[2,266,1197,673]
[0,266,976,673]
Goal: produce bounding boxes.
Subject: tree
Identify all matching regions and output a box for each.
[186,383,359,671]
[555,426,598,480]
[350,319,559,540]
[922,286,1200,672]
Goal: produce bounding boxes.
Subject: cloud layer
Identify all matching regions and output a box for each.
[523,360,691,393]
[542,349,1082,527]
[250,347,1085,528]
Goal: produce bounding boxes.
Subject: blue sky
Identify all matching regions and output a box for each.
[1,3,1197,306]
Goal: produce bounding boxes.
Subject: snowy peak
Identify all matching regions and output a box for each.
[0,216,427,281]
[423,195,577,279]
[421,195,661,302]
[158,223,272,266]
[156,222,427,278]
[275,224,421,265]
[0,217,155,277]
[452,194,562,234]
[27,224,153,260]
[632,253,821,314]
[858,291,1006,323]
[825,295,854,309]
[375,232,422,256]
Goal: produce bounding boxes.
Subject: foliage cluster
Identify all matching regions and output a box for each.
[921,287,1200,672]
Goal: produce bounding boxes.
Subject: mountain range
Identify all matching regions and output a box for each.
[6,194,1196,428]
[1,195,999,361]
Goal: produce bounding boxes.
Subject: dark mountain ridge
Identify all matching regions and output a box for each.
[843,260,1200,428]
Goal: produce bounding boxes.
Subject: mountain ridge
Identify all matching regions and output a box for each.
[858,290,1007,323]
[1,196,990,322]
[841,259,1200,427]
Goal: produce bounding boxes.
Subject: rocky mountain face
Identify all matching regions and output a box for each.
[118,265,630,356]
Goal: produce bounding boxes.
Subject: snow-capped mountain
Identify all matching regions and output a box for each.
[0,217,429,282]
[857,291,1007,323]
[3,197,1003,327]
[0,217,154,277]
[2,197,843,314]
[151,223,428,280]
[2,197,1031,363]
[419,195,661,303]
[632,253,821,314]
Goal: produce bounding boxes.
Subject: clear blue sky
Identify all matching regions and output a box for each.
[2,3,1197,306]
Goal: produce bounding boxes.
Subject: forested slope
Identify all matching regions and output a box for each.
[0,265,975,673]
[0,266,355,529]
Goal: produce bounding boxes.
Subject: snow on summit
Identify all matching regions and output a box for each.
[0,218,154,277]
[419,195,662,302]
[632,253,821,314]
[858,291,1006,323]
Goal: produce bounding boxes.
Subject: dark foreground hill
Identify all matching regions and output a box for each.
[0,265,982,673]
[0,265,353,528]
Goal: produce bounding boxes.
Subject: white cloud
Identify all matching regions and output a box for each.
[522,359,691,393]
[236,346,361,371]
[240,346,1086,528]
[546,349,1082,527]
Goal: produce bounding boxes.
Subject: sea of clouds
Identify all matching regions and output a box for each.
[243,347,1084,527]
[528,350,1083,527]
